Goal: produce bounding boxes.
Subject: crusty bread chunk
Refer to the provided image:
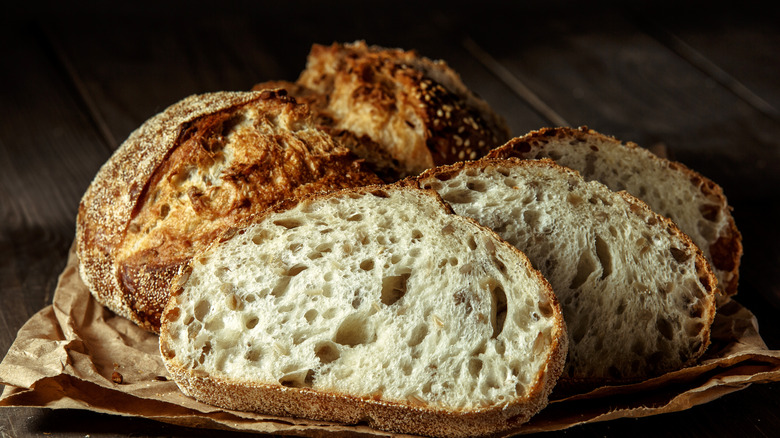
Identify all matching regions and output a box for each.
[159,183,567,438]
[77,90,382,333]
[418,159,717,387]
[255,41,511,179]
[487,127,742,298]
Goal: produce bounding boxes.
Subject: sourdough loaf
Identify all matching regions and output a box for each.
[77,89,382,333]
[159,182,567,438]
[418,159,717,387]
[254,41,511,179]
[487,127,742,298]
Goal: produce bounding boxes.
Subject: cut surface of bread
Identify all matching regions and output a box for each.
[418,159,717,387]
[487,127,741,298]
[159,183,567,438]
[255,41,511,179]
[77,89,382,333]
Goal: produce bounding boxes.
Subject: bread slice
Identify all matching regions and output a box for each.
[159,182,567,438]
[418,159,717,387]
[77,89,382,333]
[254,41,511,179]
[487,127,742,298]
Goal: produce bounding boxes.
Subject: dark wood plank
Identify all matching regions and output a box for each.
[463,7,780,197]
[638,4,780,119]
[44,5,547,145]
[0,21,114,438]
[42,17,287,146]
[0,22,110,351]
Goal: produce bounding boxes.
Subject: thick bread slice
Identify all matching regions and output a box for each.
[487,127,742,298]
[255,41,511,178]
[77,89,382,333]
[159,182,567,438]
[418,159,717,387]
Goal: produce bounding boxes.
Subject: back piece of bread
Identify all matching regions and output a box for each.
[159,182,567,438]
[256,41,511,179]
[418,159,717,387]
[487,127,741,298]
[77,89,382,333]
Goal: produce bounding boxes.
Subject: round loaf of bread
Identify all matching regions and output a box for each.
[255,41,511,179]
[76,90,382,333]
[159,182,567,438]
[419,158,718,387]
[487,127,742,298]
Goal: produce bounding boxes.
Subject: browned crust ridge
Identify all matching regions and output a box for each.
[77,90,382,333]
[487,126,742,298]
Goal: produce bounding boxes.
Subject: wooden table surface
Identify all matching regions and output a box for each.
[2,2,778,437]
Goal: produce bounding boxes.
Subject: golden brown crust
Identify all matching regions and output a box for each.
[77,90,382,333]
[159,181,568,438]
[259,41,511,179]
[487,126,742,298]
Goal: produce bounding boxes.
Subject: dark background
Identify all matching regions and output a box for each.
[2,1,778,436]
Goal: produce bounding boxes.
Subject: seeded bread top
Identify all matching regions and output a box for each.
[256,41,511,178]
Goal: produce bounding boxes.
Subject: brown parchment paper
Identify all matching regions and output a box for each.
[1,244,779,437]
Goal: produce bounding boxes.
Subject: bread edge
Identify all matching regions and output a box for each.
[487,126,742,298]
[76,90,280,332]
[417,157,719,388]
[159,180,568,438]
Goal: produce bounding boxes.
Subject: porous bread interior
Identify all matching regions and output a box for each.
[420,162,714,381]
[508,133,736,294]
[162,188,561,410]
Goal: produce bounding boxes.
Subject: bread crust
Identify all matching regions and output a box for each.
[255,41,511,178]
[77,90,382,333]
[159,181,568,438]
[487,126,742,298]
[418,158,718,388]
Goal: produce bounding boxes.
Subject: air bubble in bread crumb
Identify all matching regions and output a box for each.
[245,316,259,329]
[407,322,428,347]
[273,218,303,229]
[315,341,340,364]
[167,307,181,322]
[381,273,410,306]
[194,300,210,321]
[304,309,318,323]
[245,347,262,362]
[466,179,488,192]
[468,358,483,378]
[334,314,374,347]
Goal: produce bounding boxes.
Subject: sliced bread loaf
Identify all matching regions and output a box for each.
[77,89,382,333]
[418,159,717,387]
[487,127,741,298]
[159,182,567,438]
[255,41,511,179]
